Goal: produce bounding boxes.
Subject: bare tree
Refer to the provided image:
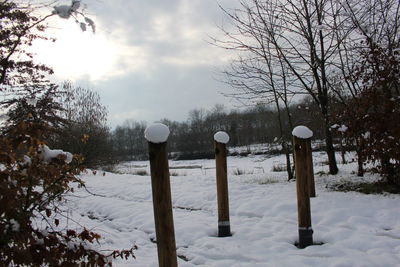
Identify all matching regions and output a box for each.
[214,1,297,179]
[215,0,346,174]
[52,82,111,167]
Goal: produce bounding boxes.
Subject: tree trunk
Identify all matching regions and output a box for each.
[324,122,338,174]
[283,141,294,180]
[356,142,364,177]
[340,136,346,164]
[320,99,338,175]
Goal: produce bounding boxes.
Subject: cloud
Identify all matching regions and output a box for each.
[38,0,243,126]
[82,0,236,77]
[86,62,235,127]
[109,109,150,123]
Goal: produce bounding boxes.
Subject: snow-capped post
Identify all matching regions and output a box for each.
[292,126,314,248]
[214,131,231,237]
[144,123,178,267]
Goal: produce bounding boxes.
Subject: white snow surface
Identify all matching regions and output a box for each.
[214,131,230,144]
[63,152,400,266]
[144,123,170,143]
[292,126,313,139]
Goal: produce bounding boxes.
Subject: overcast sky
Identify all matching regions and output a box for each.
[37,0,242,127]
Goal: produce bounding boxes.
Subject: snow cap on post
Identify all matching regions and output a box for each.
[144,123,170,143]
[292,126,313,139]
[214,131,230,144]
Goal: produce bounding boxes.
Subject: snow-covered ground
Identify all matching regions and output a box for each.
[65,152,400,266]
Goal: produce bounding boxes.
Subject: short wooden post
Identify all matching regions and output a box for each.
[214,131,231,237]
[145,124,177,267]
[292,126,314,248]
[305,139,316,197]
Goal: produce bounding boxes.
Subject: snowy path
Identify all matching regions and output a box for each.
[66,155,400,266]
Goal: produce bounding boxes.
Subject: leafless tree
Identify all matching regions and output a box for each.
[214,1,299,179]
[213,0,356,174]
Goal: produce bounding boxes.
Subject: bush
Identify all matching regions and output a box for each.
[0,2,136,264]
[337,42,400,187]
[0,101,135,265]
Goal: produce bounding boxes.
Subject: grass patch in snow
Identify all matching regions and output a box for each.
[232,168,253,175]
[257,179,280,185]
[271,163,287,172]
[317,160,330,166]
[131,169,149,176]
[327,180,400,194]
[316,170,329,176]
[170,170,186,176]
[246,177,281,185]
[99,164,117,173]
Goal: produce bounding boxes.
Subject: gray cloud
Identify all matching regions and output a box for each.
[68,0,241,127]
[86,63,235,127]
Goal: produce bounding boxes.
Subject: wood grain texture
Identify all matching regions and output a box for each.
[148,142,177,267]
[305,139,316,197]
[293,137,312,228]
[215,141,231,237]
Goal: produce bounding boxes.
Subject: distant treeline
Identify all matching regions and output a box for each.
[111,98,325,161]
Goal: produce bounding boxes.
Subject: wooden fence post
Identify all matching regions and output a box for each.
[145,123,177,267]
[214,131,231,237]
[305,139,316,198]
[292,126,314,248]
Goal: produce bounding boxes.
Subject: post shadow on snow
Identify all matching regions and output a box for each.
[208,228,234,238]
[294,240,325,249]
[293,229,324,249]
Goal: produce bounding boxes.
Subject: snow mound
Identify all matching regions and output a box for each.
[214,131,230,144]
[292,125,313,139]
[144,123,170,143]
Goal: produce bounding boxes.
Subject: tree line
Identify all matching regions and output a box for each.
[110,101,325,162]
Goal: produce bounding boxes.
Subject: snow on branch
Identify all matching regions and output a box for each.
[40,145,73,164]
[53,1,95,32]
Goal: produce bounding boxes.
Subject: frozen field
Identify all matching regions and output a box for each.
[65,152,400,266]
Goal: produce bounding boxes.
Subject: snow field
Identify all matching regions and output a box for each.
[65,153,400,266]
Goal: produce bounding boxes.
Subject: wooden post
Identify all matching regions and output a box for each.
[305,139,316,197]
[145,124,177,267]
[214,131,231,237]
[292,126,314,248]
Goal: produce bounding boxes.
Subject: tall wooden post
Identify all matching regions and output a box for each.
[145,124,177,267]
[305,139,316,197]
[214,131,231,237]
[292,126,314,248]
